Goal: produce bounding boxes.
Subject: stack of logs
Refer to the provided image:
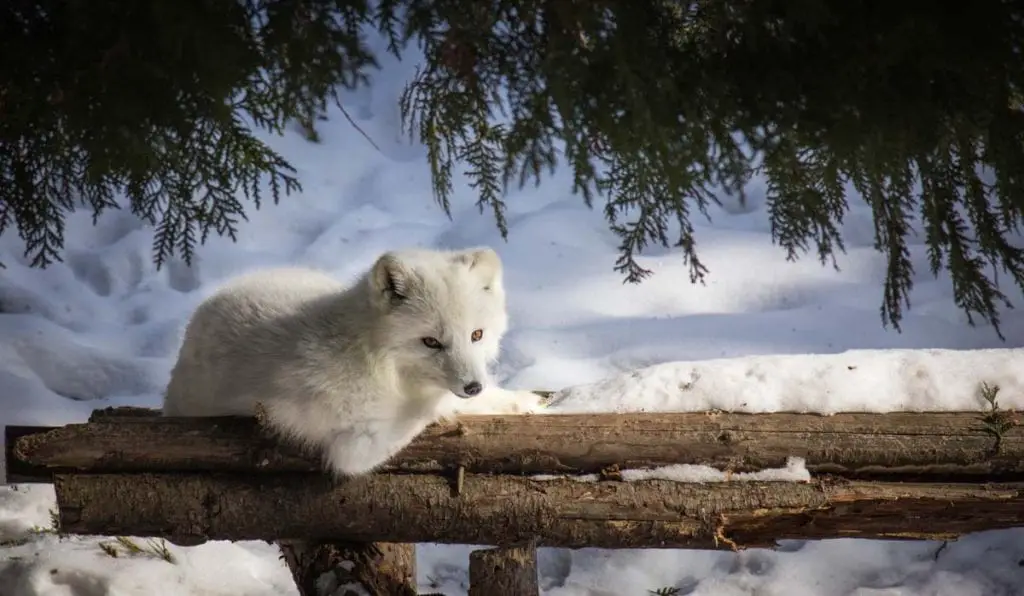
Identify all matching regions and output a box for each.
[6,406,1024,595]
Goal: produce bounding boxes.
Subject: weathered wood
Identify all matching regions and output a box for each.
[53,472,1024,549]
[469,546,539,596]
[5,426,56,483]
[278,540,416,596]
[11,410,1024,482]
[89,406,162,420]
[5,408,160,482]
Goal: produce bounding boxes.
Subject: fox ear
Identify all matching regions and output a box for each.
[369,252,415,309]
[455,247,503,290]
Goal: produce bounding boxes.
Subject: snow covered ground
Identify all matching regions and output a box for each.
[3,33,1024,596]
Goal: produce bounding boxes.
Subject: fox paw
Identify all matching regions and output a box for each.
[503,390,548,414]
[452,387,547,415]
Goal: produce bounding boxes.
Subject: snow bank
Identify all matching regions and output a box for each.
[547,348,1024,415]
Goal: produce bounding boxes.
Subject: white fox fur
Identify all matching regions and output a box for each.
[162,247,543,476]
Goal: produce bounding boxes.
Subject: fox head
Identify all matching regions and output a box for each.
[367,247,509,399]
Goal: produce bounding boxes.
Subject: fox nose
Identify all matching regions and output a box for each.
[462,381,482,396]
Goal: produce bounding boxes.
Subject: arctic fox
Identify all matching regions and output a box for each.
[162,247,543,476]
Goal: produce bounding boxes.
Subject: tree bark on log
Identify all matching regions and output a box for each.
[53,472,1024,549]
[278,540,416,596]
[11,410,1024,482]
[63,412,421,596]
[468,546,539,596]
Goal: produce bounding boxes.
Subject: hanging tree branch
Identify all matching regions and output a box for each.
[3,0,1024,333]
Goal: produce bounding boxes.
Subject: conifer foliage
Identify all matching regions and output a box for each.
[2,0,1023,335]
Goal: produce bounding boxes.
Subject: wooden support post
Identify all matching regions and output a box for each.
[279,540,416,596]
[469,546,539,596]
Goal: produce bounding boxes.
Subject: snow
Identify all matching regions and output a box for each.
[2,31,1024,596]
[532,456,811,484]
[547,348,1024,415]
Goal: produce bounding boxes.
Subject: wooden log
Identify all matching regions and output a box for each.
[469,546,539,596]
[80,413,419,596]
[11,410,1024,482]
[5,426,57,483]
[278,540,416,596]
[52,472,1024,549]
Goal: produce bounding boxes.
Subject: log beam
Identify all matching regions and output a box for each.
[53,472,1024,550]
[10,409,1024,483]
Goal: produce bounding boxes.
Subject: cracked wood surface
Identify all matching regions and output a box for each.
[53,472,1024,549]
[8,408,1023,483]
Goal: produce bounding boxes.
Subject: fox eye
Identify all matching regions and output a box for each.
[421,337,443,349]
[471,329,483,342]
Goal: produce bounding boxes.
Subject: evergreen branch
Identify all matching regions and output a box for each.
[3,0,1024,337]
